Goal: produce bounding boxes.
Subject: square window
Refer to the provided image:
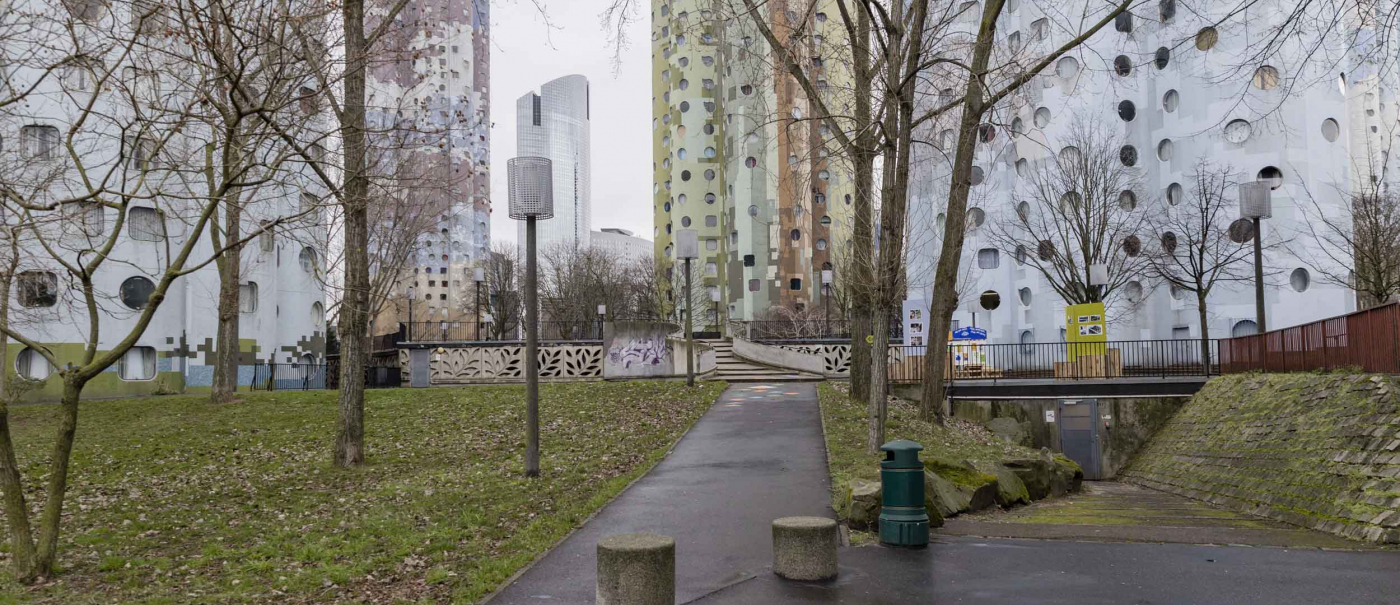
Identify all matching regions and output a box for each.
[127,207,163,241]
[790,278,802,291]
[748,279,760,292]
[118,346,157,381]
[743,254,755,267]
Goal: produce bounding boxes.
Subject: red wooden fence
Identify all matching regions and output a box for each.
[1219,302,1400,374]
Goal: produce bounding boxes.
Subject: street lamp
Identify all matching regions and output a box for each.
[1240,181,1273,333]
[676,229,699,387]
[473,266,485,341]
[1088,263,1108,301]
[597,304,607,340]
[509,156,554,478]
[822,269,834,334]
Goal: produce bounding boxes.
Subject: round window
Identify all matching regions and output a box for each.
[1223,119,1252,144]
[120,276,155,310]
[980,290,1002,311]
[1321,118,1340,142]
[1195,27,1219,51]
[1163,89,1179,112]
[1122,235,1142,257]
[299,247,317,273]
[1290,268,1310,292]
[1228,219,1256,243]
[1160,231,1178,254]
[1119,190,1137,211]
[312,301,324,327]
[1113,56,1132,77]
[1118,100,1136,121]
[1153,47,1170,69]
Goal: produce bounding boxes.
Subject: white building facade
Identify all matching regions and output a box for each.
[906,0,1391,349]
[517,74,592,255]
[592,228,653,264]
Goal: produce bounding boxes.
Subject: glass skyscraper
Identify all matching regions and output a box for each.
[517,75,592,255]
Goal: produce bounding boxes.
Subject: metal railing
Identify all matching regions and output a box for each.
[1221,302,1400,374]
[252,363,330,391]
[740,319,903,342]
[883,339,1220,384]
[404,320,606,342]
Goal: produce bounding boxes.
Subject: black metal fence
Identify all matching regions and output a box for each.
[884,339,1219,384]
[252,360,402,391]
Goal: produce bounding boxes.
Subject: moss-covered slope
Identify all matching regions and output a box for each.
[1123,373,1400,543]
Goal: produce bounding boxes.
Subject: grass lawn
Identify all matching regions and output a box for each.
[0,380,725,604]
[817,382,1038,517]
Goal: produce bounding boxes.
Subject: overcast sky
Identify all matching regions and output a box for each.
[488,1,652,246]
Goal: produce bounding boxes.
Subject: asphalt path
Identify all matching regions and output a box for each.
[488,382,833,604]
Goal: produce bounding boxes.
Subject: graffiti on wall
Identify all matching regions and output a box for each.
[607,336,670,369]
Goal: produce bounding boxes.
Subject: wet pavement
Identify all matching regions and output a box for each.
[487,382,832,604]
[692,534,1400,604]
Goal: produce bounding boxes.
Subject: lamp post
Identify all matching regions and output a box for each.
[822,269,834,335]
[406,285,415,341]
[473,266,485,341]
[709,288,720,334]
[597,304,607,340]
[1239,181,1273,333]
[509,156,554,478]
[676,229,699,387]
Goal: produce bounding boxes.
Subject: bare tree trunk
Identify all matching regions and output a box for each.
[866,311,889,454]
[0,242,36,581]
[334,0,370,468]
[1198,292,1212,374]
[31,379,82,577]
[211,200,242,404]
[847,7,874,399]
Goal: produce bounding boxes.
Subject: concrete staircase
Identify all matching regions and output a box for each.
[703,339,823,382]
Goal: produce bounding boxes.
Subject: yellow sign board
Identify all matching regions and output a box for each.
[1065,302,1106,361]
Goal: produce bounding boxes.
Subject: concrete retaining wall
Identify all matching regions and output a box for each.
[732,337,827,375]
[949,397,1188,480]
[1123,373,1400,543]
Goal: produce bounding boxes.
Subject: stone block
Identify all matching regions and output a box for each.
[844,480,881,530]
[597,533,675,605]
[771,517,838,581]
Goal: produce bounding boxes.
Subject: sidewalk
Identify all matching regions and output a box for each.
[488,382,833,604]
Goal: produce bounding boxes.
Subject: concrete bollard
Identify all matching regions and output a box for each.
[596,533,675,605]
[771,516,839,581]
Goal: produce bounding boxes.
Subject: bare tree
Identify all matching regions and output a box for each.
[482,242,523,341]
[1299,185,1400,309]
[985,118,1149,309]
[0,0,315,579]
[1143,161,1260,366]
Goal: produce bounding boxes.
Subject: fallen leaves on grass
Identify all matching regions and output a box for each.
[0,380,725,604]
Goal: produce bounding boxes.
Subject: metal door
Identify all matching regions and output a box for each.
[409,349,430,388]
[1057,399,1101,480]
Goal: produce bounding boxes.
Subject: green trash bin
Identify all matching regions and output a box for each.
[878,439,929,547]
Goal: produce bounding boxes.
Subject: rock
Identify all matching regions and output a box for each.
[969,460,1030,507]
[924,471,970,518]
[924,468,1000,517]
[845,480,881,529]
[986,417,1032,447]
[1003,454,1084,501]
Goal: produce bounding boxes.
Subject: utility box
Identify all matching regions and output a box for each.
[878,440,930,547]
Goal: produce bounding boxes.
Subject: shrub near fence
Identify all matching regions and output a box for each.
[1220,302,1400,374]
